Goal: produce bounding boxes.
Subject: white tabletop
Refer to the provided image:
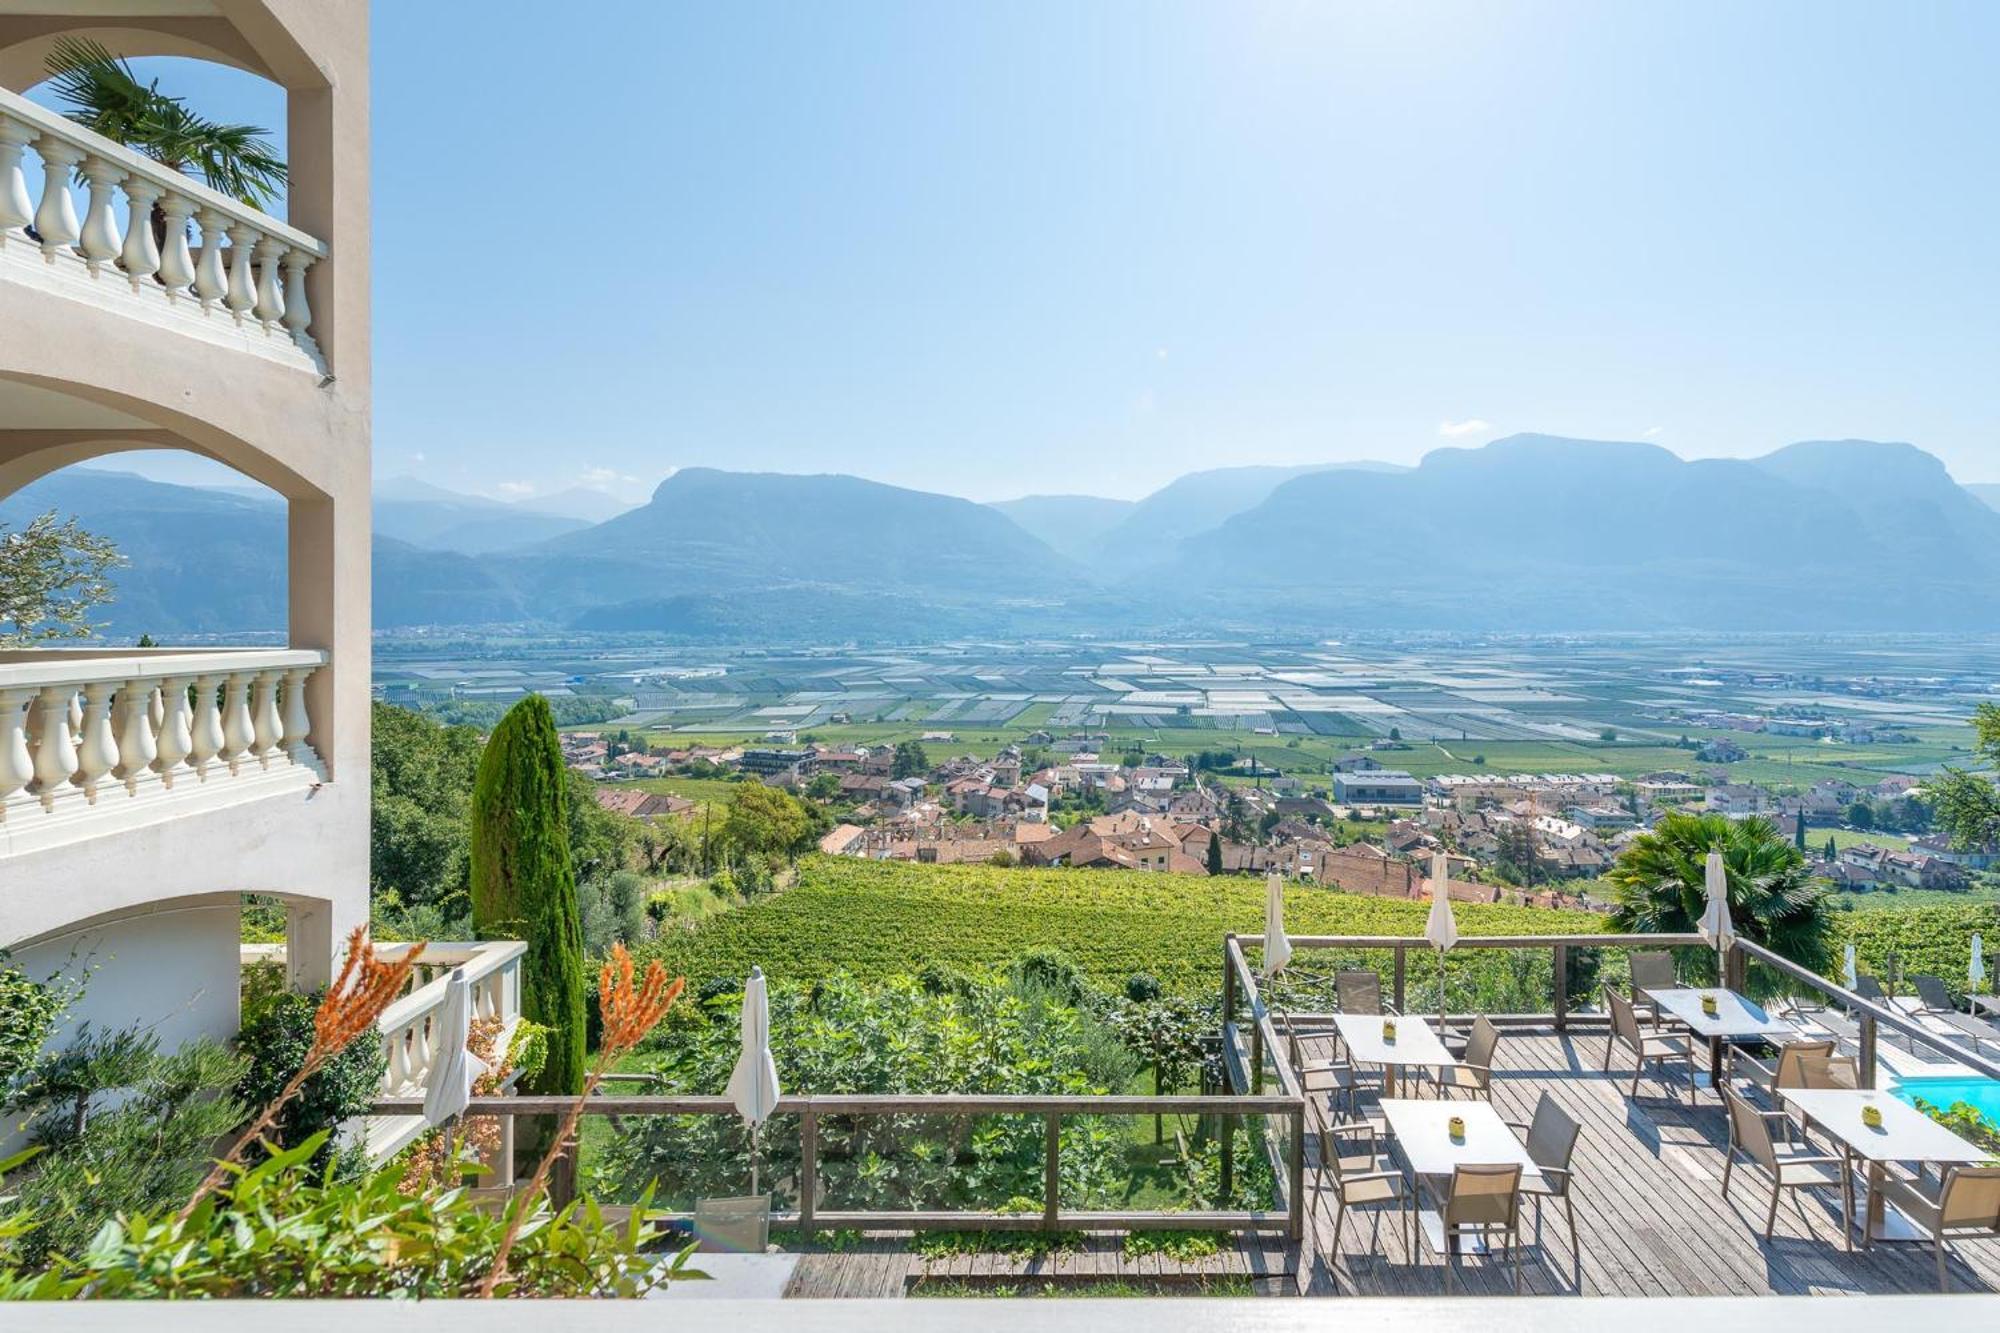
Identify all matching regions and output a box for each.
[1648,988,1793,1041]
[1332,1012,1455,1069]
[1381,1098,1543,1186]
[1780,1089,1991,1164]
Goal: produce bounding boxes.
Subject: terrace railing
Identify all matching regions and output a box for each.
[0,85,327,367]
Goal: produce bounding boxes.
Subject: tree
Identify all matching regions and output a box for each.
[1824,836,1837,862]
[469,696,586,1096]
[1495,820,1539,887]
[892,740,929,780]
[43,37,286,207]
[0,512,123,646]
[1605,811,1832,972]
[722,782,813,866]
[1928,702,2000,852]
[1600,728,1618,742]
[1388,727,1401,741]
[1205,828,1224,875]
[1794,816,1807,853]
[1846,801,1874,831]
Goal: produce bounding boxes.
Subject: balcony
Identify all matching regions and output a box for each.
[0,83,325,371]
[0,646,328,856]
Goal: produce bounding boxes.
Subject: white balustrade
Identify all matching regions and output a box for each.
[368,940,528,1159]
[0,84,327,363]
[0,648,328,830]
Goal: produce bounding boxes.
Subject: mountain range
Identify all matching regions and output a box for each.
[7,436,2000,639]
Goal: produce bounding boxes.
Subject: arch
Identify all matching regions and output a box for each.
[0,370,325,504]
[0,20,275,92]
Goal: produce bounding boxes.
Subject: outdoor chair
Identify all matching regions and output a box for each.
[1912,975,1958,1015]
[692,1194,773,1253]
[1434,1014,1500,1100]
[1603,985,1696,1106]
[1796,1052,1860,1089]
[1853,974,1888,1004]
[1719,1087,1850,1242]
[1312,1101,1413,1262]
[1419,1163,1526,1293]
[1732,1038,1835,1143]
[1628,950,1678,1026]
[1905,976,2000,1054]
[1277,1009,1369,1119]
[1336,969,1396,1016]
[1876,1165,2000,1292]
[1507,1091,1582,1258]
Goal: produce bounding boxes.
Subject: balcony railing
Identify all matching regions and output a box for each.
[0,84,327,367]
[0,647,328,853]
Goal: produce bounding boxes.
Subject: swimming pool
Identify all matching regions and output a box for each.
[1892,1075,2000,1122]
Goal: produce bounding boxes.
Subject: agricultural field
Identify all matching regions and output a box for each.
[638,855,1606,997]
[612,774,746,808]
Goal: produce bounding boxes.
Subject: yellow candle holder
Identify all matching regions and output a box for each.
[1861,1104,1884,1130]
[1382,1020,1397,1042]
[1447,1115,1466,1140]
[1701,995,1720,1017]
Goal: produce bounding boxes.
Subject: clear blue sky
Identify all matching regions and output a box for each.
[49,2,2000,502]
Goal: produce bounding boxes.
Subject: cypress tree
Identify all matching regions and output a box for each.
[469,694,585,1095]
[1205,828,1224,875]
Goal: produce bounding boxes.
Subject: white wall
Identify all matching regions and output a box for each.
[12,902,243,1056]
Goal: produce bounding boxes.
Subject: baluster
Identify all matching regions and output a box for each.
[154,675,193,788]
[253,236,286,328]
[113,680,159,794]
[224,222,257,319]
[192,208,227,307]
[157,194,197,295]
[0,688,33,816]
[0,118,34,243]
[251,669,283,766]
[73,682,118,802]
[31,687,78,811]
[221,672,255,774]
[31,136,83,259]
[281,666,312,761]
[387,1024,412,1093]
[281,250,315,348]
[76,156,123,272]
[67,691,82,737]
[189,674,224,779]
[119,177,163,286]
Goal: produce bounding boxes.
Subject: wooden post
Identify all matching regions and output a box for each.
[799,1109,817,1235]
[1252,1017,1265,1095]
[1287,1105,1306,1241]
[1043,1111,1061,1230]
[1218,1111,1235,1204]
[1393,944,1407,1013]
[1859,1011,1878,1088]
[1222,933,1237,1031]
[1553,944,1569,1032]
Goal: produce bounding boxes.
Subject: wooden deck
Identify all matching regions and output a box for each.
[782,1233,1275,1297]
[1287,1024,2000,1298]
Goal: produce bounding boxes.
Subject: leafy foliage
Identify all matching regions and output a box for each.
[1607,812,1833,972]
[369,701,483,914]
[471,695,587,1095]
[0,962,62,1095]
[1831,904,2000,1001]
[580,869,654,958]
[1927,703,2000,852]
[0,1134,693,1299]
[233,989,386,1173]
[1913,1099,2000,1155]
[0,512,123,646]
[635,855,1605,997]
[721,782,817,866]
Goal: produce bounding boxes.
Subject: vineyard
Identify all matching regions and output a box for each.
[638,856,1608,996]
[1832,903,2000,999]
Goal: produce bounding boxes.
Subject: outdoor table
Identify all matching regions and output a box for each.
[1332,1012,1456,1098]
[1647,988,1793,1091]
[1780,1088,1989,1247]
[1381,1097,1541,1255]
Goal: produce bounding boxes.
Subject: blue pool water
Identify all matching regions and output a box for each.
[1892,1075,2000,1122]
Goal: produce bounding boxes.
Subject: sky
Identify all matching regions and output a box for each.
[43,1,2000,503]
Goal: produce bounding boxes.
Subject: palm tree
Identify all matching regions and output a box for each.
[1606,811,1832,974]
[43,37,286,209]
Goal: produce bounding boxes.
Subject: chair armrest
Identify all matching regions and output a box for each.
[1346,1168,1405,1186]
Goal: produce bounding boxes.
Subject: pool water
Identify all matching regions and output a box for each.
[1892,1075,2000,1122]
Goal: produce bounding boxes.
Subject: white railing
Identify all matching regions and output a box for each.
[0,647,327,848]
[0,84,327,365]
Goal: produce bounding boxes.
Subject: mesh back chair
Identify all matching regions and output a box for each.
[1913,975,1956,1015]
[1853,974,1888,1004]
[1420,1163,1525,1293]
[1603,985,1695,1106]
[1720,1087,1850,1242]
[1311,1100,1412,1261]
[1277,1009,1366,1119]
[1435,1014,1501,1100]
[1628,951,1677,1025]
[1904,976,2000,1053]
[1878,1166,2000,1292]
[1507,1091,1582,1257]
[1733,1038,1836,1114]
[1337,970,1393,1016]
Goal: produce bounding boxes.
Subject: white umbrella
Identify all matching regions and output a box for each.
[1425,850,1458,1023]
[1698,849,1735,983]
[726,966,781,1195]
[1843,942,1859,992]
[422,969,489,1181]
[1972,934,1987,1000]
[1262,871,1293,978]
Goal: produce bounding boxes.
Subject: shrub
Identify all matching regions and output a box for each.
[470,695,587,1096]
[0,961,63,1096]
[580,869,653,959]
[234,989,386,1171]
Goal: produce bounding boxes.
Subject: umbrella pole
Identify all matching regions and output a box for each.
[750,1123,760,1198]
[1437,947,1447,1028]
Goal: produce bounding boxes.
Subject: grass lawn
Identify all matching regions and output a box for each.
[613,775,746,808]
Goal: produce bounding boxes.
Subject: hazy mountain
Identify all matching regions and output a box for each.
[1162,434,2000,629]
[525,486,637,524]
[1966,483,2000,512]
[1089,460,1410,574]
[987,494,1135,560]
[372,477,602,553]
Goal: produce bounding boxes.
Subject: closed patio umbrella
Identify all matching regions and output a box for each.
[1972,935,1986,1002]
[1262,871,1292,978]
[1698,849,1734,984]
[726,966,781,1195]
[1843,942,1859,992]
[1425,850,1458,1023]
[422,969,488,1175]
